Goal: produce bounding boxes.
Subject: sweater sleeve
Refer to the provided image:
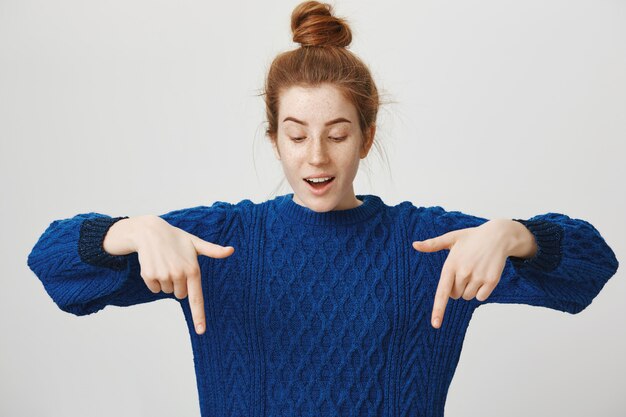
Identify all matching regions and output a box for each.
[427,206,620,314]
[27,201,233,316]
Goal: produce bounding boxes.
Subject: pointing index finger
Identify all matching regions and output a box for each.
[432,262,455,329]
[186,267,206,335]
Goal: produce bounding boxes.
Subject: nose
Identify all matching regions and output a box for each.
[308,136,330,166]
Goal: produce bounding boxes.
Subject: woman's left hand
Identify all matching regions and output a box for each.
[412,219,529,330]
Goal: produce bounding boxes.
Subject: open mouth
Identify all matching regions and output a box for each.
[303,176,335,192]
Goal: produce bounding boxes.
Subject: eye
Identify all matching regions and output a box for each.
[290,136,305,142]
[330,136,347,141]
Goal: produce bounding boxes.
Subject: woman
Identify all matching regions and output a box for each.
[27,1,619,416]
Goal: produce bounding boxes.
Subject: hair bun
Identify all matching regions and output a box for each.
[291,1,352,48]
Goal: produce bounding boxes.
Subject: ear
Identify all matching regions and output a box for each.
[360,125,376,159]
[271,137,281,161]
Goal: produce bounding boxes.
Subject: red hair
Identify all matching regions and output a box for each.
[262,1,381,151]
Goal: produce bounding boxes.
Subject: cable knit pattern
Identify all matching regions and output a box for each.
[26,194,619,417]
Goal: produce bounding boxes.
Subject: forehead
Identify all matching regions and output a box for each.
[278,84,357,123]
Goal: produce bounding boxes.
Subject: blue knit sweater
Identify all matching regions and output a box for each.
[27,193,619,417]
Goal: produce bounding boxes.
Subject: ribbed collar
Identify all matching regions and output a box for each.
[276,193,384,226]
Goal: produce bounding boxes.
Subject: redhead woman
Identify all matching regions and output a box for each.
[27,2,619,416]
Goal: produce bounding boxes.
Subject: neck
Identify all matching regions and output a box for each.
[278,193,382,226]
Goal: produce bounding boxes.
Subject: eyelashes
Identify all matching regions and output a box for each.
[290,136,347,142]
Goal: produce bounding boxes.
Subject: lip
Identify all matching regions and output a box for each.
[304,173,334,179]
[303,176,335,196]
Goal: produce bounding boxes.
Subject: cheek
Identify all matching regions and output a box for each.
[279,154,302,178]
[340,145,363,166]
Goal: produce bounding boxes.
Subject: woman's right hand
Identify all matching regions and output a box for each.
[103,215,235,335]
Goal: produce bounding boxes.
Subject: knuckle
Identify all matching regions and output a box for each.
[158,272,173,284]
[171,270,186,282]
[140,269,155,281]
[486,275,499,285]
[152,271,167,282]
[186,265,201,278]
[456,267,471,279]
[142,275,157,287]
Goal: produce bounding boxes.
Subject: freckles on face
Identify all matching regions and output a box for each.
[274,84,364,164]
[271,84,371,210]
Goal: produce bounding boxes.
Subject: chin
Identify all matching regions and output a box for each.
[305,199,333,212]
[298,194,336,212]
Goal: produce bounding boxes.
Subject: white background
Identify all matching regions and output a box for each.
[2,0,624,415]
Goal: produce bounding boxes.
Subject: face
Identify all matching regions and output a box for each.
[271,83,375,212]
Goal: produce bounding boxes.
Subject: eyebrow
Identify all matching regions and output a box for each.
[282,116,352,126]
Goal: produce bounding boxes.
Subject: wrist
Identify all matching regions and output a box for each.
[506,219,538,259]
[103,215,154,255]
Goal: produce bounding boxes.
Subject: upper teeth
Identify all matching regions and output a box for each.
[307,177,332,183]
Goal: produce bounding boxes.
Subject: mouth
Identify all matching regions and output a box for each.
[303,176,335,194]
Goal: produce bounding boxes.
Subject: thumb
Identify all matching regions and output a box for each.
[412,235,451,253]
[191,236,235,259]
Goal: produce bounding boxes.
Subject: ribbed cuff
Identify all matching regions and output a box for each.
[509,219,563,272]
[78,216,131,271]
